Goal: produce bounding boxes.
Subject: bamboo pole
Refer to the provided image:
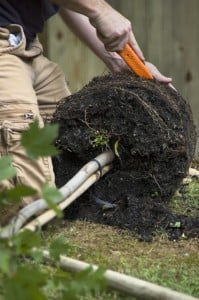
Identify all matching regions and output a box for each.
[0,150,114,237]
[23,165,112,232]
[59,150,114,197]
[40,250,198,300]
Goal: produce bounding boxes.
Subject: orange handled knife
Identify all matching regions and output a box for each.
[118,44,153,80]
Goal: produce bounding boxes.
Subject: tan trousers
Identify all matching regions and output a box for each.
[0,25,71,201]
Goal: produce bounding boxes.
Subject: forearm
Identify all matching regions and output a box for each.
[51,0,134,54]
[59,8,127,72]
[51,0,107,19]
[59,9,104,56]
[52,0,173,83]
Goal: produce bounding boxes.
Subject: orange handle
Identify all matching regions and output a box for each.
[118,44,153,80]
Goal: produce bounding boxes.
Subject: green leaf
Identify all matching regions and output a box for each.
[0,156,16,181]
[61,267,106,299]
[7,185,36,199]
[114,139,120,159]
[0,249,11,274]
[49,237,70,260]
[75,267,106,292]
[169,221,181,228]
[41,183,63,218]
[50,268,71,285]
[21,119,59,159]
[12,230,41,255]
[4,266,47,300]
[30,248,44,264]
[0,185,37,206]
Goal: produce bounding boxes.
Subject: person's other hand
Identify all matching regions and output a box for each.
[145,61,176,90]
[104,52,176,90]
[145,62,171,83]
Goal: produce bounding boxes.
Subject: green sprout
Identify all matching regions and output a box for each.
[90,130,110,149]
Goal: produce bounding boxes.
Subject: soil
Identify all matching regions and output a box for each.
[52,72,198,241]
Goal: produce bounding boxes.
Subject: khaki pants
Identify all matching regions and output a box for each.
[0,25,71,203]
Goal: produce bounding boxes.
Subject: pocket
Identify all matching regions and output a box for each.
[0,117,43,159]
[0,28,10,49]
[0,25,23,51]
[42,157,55,184]
[1,121,29,146]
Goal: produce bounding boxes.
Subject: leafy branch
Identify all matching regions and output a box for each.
[0,120,106,300]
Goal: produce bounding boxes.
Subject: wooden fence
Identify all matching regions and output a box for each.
[43,0,199,158]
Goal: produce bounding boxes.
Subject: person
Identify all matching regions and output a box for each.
[0,0,172,224]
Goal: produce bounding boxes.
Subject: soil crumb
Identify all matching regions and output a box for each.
[52,72,198,241]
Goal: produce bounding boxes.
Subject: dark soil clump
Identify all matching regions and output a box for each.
[52,72,198,241]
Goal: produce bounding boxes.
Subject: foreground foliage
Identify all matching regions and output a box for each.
[0,121,105,300]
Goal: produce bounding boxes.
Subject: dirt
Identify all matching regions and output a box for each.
[52,72,198,241]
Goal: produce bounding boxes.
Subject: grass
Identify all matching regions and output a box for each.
[169,178,199,216]
[43,221,199,298]
[41,177,199,299]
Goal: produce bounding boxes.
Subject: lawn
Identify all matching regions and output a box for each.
[41,177,199,299]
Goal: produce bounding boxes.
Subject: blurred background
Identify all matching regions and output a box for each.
[41,0,199,158]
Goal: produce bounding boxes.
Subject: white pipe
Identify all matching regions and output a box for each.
[23,165,112,232]
[40,250,198,300]
[59,150,114,197]
[189,167,199,179]
[0,150,114,237]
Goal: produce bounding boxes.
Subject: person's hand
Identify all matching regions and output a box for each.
[103,52,176,90]
[145,61,176,90]
[145,62,171,83]
[89,2,145,61]
[56,0,176,89]
[103,52,171,81]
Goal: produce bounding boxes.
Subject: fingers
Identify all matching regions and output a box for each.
[96,29,129,52]
[89,3,145,59]
[128,31,145,61]
[89,2,175,89]
[145,61,177,90]
[90,4,133,52]
[145,62,172,82]
[104,52,131,73]
[168,83,177,91]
